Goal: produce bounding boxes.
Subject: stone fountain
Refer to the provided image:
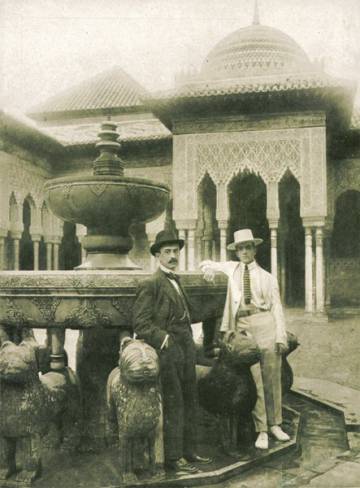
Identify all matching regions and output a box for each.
[0,122,228,485]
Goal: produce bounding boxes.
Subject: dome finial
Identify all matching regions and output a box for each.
[252,0,260,25]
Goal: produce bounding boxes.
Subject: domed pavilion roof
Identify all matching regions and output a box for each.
[201,23,312,80]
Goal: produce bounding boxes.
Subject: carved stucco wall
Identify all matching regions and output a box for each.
[0,150,55,236]
[327,158,360,305]
[173,127,327,225]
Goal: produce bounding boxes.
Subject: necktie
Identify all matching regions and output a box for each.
[243,264,251,305]
[167,272,191,320]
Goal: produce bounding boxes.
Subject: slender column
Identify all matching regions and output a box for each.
[305,227,314,313]
[33,241,40,270]
[217,220,228,262]
[324,228,332,308]
[270,228,278,280]
[187,229,195,271]
[268,219,279,280]
[31,233,41,271]
[178,229,186,271]
[279,233,286,303]
[0,236,5,270]
[13,238,20,271]
[53,243,60,270]
[147,233,157,271]
[46,242,52,270]
[195,226,203,264]
[315,226,325,313]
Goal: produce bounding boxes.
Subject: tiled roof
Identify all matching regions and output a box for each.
[150,72,351,102]
[29,66,148,116]
[43,118,172,146]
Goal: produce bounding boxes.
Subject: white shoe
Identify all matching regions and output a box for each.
[255,432,269,449]
[270,425,290,442]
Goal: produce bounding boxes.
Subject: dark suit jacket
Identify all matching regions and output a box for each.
[132,268,193,350]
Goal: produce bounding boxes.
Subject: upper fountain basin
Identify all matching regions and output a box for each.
[44,175,169,233]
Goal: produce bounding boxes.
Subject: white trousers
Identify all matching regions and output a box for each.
[236,311,282,432]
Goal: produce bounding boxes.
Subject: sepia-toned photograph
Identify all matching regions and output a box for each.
[0,0,359,486]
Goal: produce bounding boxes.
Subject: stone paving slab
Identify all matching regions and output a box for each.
[308,461,360,487]
[293,377,360,429]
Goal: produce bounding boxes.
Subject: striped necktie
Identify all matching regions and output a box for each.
[243,264,251,305]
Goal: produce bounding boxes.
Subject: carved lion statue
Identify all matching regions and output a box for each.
[107,338,162,485]
[0,334,81,484]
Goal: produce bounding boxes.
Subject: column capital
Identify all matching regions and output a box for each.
[175,219,197,230]
[268,219,279,229]
[31,234,42,242]
[10,230,22,240]
[302,217,325,228]
[0,228,8,239]
[216,219,228,230]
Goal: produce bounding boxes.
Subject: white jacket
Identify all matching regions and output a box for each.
[200,260,287,345]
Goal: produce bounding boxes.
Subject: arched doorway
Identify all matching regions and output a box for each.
[228,172,270,271]
[20,198,34,270]
[330,190,360,305]
[279,171,304,306]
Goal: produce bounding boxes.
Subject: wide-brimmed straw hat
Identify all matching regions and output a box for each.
[150,230,184,256]
[227,228,263,251]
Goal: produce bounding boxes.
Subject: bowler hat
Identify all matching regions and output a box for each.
[150,230,184,256]
[227,228,263,251]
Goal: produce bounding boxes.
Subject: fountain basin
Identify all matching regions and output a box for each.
[44,175,169,231]
[0,271,227,329]
[44,175,169,269]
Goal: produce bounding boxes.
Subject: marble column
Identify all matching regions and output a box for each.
[305,227,314,313]
[279,234,286,303]
[53,243,60,270]
[315,226,325,313]
[46,242,52,270]
[147,234,157,271]
[32,234,41,271]
[13,238,20,271]
[268,220,279,280]
[187,229,195,271]
[0,236,5,270]
[178,229,186,271]
[218,220,228,262]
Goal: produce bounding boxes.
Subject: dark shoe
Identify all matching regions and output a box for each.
[185,454,212,464]
[165,457,200,475]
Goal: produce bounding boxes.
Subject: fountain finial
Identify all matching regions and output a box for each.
[252,0,260,25]
[93,122,124,176]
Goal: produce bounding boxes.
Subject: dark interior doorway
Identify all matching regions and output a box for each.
[228,172,270,271]
[279,171,304,306]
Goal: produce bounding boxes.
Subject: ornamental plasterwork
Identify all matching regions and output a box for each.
[1,156,47,216]
[333,159,360,200]
[189,129,302,186]
[173,126,327,223]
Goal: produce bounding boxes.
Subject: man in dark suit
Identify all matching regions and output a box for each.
[132,230,211,476]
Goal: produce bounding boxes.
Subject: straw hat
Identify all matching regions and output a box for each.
[227,228,263,251]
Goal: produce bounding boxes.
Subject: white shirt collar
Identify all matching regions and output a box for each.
[239,260,257,271]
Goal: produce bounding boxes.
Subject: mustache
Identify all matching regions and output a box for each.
[169,258,178,263]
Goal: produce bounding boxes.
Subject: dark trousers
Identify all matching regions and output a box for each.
[160,331,198,462]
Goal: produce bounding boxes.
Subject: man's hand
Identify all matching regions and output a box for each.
[275,342,288,355]
[203,267,216,283]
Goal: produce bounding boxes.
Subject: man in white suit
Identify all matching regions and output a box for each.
[200,228,290,449]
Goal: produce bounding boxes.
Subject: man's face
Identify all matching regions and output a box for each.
[235,242,256,264]
[156,244,180,270]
